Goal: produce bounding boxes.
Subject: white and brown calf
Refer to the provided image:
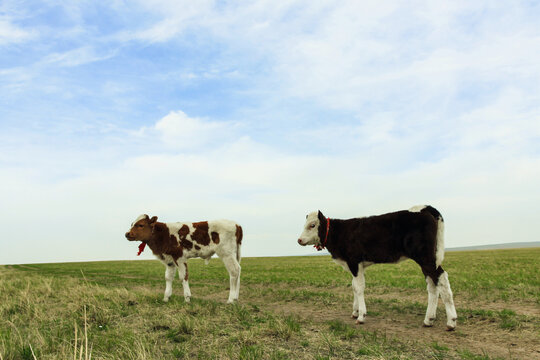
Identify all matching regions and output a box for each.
[297,205,458,330]
[125,214,243,303]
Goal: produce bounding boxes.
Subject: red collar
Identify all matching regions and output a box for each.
[315,217,330,251]
[137,242,147,256]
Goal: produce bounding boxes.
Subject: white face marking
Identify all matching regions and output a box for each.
[131,214,148,227]
[297,211,321,246]
[135,214,147,221]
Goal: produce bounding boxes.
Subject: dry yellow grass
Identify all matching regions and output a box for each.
[1,248,539,359]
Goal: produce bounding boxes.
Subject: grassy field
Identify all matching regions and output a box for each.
[1,248,539,359]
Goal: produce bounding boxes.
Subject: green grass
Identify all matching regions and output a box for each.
[1,248,539,359]
[9,248,539,304]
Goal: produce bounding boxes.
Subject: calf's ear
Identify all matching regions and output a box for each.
[317,210,326,223]
[149,216,158,234]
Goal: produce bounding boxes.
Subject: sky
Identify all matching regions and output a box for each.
[1,1,539,265]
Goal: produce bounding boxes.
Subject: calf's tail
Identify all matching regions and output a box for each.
[235,224,243,264]
[421,205,445,267]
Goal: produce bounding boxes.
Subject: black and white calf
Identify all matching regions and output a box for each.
[297,205,457,330]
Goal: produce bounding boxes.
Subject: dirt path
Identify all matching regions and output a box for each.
[202,287,540,359]
[266,300,539,360]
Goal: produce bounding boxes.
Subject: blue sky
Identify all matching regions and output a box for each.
[1,1,539,264]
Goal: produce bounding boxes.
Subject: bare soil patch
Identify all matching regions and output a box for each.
[198,286,540,359]
[266,300,539,360]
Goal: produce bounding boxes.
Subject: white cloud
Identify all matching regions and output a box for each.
[130,110,238,150]
[0,66,34,93]
[113,0,215,42]
[451,88,540,154]
[0,18,36,45]
[42,46,116,67]
[156,111,228,148]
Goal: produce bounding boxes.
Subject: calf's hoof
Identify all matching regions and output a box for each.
[163,297,170,303]
[355,315,365,325]
[446,318,457,331]
[423,318,435,327]
[351,313,359,319]
[184,297,191,303]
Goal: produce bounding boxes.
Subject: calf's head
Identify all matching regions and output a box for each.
[125,214,158,242]
[297,210,327,247]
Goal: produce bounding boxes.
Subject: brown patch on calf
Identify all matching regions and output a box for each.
[168,235,183,264]
[178,225,190,239]
[184,263,189,281]
[195,245,201,250]
[180,238,193,250]
[144,222,183,265]
[211,231,220,244]
[191,221,211,246]
[235,225,243,245]
[178,224,194,250]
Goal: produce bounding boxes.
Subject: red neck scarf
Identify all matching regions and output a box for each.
[314,217,330,251]
[137,242,147,256]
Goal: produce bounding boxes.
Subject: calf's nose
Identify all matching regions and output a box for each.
[297,239,303,244]
[125,232,130,239]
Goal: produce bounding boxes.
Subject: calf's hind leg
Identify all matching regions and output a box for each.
[422,266,457,330]
[351,277,359,319]
[438,271,457,330]
[221,255,241,303]
[423,276,439,327]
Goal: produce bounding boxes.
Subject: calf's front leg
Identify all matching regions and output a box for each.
[177,262,191,303]
[163,264,176,302]
[351,266,367,324]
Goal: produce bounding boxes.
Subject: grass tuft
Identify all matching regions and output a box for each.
[238,344,263,360]
[327,319,356,340]
[18,345,35,360]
